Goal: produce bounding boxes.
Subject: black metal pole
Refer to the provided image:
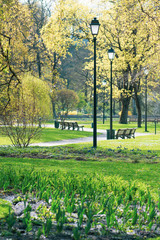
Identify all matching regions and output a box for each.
[110,60,113,139]
[103,86,105,124]
[93,37,97,148]
[145,75,147,132]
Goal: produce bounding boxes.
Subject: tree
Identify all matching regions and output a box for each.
[1,74,51,147]
[56,89,79,118]
[77,92,87,112]
[41,0,92,118]
[95,0,160,125]
[0,0,34,109]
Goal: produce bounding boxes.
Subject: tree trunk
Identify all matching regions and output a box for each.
[132,98,137,115]
[118,69,132,124]
[119,96,131,124]
[37,51,41,78]
[134,90,142,127]
[85,83,88,103]
[51,52,57,119]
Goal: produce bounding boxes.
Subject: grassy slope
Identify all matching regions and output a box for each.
[0,132,160,193]
[0,134,160,239]
[0,128,93,145]
[0,157,159,191]
[35,128,93,142]
[99,135,160,151]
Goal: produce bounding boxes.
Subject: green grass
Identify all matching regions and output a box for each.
[0,136,12,145]
[0,133,160,192]
[0,128,93,145]
[34,128,93,142]
[99,134,160,151]
[0,139,160,238]
[88,121,160,134]
[57,134,160,152]
[0,156,159,192]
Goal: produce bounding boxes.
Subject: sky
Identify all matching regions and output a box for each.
[78,0,100,8]
[21,0,110,14]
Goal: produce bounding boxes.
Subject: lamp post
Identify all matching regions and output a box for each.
[108,47,115,139]
[90,17,100,148]
[144,68,149,132]
[102,80,106,124]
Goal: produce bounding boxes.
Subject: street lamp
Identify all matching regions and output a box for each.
[102,80,106,124]
[90,17,100,148]
[108,47,115,139]
[144,68,149,132]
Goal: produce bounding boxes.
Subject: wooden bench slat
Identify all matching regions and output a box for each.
[115,128,136,139]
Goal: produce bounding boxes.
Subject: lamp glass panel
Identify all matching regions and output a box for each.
[108,52,115,60]
[91,25,99,35]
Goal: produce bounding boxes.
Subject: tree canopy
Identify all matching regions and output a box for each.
[0,0,159,122]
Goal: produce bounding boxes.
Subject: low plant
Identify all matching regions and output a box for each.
[0,165,160,239]
[22,204,32,232]
[5,207,16,231]
[42,216,52,237]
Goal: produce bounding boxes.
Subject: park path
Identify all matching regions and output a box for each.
[31,126,150,147]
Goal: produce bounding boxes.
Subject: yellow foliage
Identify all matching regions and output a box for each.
[2,74,52,120]
[41,0,92,58]
[21,74,52,118]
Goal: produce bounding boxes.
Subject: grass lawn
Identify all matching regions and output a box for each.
[0,134,160,192]
[0,141,160,239]
[0,154,159,192]
[34,128,93,142]
[0,130,160,239]
[87,121,160,134]
[0,127,93,145]
[99,134,160,151]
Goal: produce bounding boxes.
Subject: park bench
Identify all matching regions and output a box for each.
[115,128,136,139]
[73,122,84,131]
[125,128,136,138]
[68,122,74,130]
[115,129,126,139]
[59,122,69,130]
[59,121,84,131]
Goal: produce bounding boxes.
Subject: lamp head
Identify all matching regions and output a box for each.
[90,17,100,36]
[108,47,115,61]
